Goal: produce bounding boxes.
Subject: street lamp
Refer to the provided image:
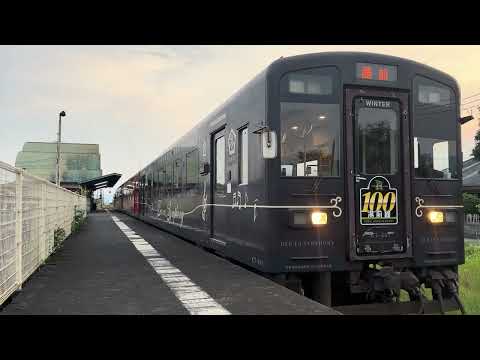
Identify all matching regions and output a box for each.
[56,111,66,186]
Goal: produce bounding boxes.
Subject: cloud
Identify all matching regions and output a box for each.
[1,45,480,186]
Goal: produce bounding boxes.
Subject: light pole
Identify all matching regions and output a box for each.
[56,111,66,186]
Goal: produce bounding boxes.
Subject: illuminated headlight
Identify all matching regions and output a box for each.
[428,211,444,224]
[311,211,328,225]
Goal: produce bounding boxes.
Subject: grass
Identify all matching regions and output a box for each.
[457,243,480,315]
[397,243,480,314]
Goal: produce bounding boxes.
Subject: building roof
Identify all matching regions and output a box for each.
[20,142,100,154]
[463,157,480,192]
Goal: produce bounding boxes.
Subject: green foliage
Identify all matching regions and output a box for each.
[463,192,480,214]
[472,129,480,161]
[71,208,86,233]
[465,243,480,261]
[54,227,66,247]
[458,244,480,314]
[398,243,480,315]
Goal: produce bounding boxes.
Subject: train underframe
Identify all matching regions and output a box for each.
[271,264,466,315]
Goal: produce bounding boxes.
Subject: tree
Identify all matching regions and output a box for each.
[463,192,480,214]
[471,112,480,160]
[472,129,480,160]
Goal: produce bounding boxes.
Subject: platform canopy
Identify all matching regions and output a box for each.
[79,173,122,191]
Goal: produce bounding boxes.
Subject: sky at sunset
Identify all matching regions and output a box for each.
[1,45,479,200]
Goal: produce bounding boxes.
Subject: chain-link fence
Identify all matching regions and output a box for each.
[0,161,87,306]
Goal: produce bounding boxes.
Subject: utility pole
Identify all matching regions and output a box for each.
[56,111,66,186]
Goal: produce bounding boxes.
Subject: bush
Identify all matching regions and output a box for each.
[71,208,86,233]
[54,227,66,248]
[463,193,480,214]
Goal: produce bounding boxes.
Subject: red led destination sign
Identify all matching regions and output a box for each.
[356,63,397,82]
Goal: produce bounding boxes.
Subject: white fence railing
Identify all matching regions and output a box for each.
[0,161,87,306]
[465,214,480,224]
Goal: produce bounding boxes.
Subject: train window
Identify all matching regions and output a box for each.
[287,69,333,95]
[165,154,173,192]
[186,149,199,189]
[418,85,451,105]
[414,137,457,179]
[159,168,164,195]
[239,127,248,185]
[414,76,458,179]
[357,107,399,175]
[215,136,226,188]
[174,157,183,190]
[280,103,340,177]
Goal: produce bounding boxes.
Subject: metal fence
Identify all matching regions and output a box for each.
[0,161,87,306]
[465,214,480,224]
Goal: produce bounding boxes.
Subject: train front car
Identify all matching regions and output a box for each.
[265,52,465,314]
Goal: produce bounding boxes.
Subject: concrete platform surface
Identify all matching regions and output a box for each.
[1,212,338,315]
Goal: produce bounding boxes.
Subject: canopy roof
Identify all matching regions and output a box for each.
[80,173,122,191]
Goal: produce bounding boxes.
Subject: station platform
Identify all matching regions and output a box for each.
[0,211,339,315]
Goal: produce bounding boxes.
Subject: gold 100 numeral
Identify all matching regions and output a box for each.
[361,191,396,212]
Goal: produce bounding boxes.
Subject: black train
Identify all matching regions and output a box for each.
[114,52,468,314]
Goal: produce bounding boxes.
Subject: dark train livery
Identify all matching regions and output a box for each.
[114,52,469,314]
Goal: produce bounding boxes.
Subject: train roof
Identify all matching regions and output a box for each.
[267,51,459,89]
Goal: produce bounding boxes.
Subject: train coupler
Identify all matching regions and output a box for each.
[366,267,420,305]
[425,268,466,315]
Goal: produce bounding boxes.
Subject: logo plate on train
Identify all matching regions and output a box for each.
[359,176,398,225]
[363,99,391,108]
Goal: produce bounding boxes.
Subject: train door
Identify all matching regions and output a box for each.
[210,128,228,246]
[345,88,412,260]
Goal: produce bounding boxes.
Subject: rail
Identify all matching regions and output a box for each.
[0,161,87,306]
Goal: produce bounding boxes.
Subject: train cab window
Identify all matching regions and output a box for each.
[357,107,399,175]
[280,103,340,177]
[239,127,248,185]
[280,67,340,177]
[413,76,458,179]
[215,136,226,190]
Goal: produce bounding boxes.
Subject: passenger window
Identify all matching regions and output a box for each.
[186,149,199,189]
[239,128,248,185]
[215,136,225,189]
[165,154,173,192]
[174,158,183,190]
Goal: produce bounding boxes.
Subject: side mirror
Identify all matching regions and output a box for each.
[200,162,210,175]
[262,131,277,159]
[460,115,474,125]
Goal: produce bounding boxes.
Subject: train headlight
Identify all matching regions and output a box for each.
[311,211,327,225]
[428,211,444,224]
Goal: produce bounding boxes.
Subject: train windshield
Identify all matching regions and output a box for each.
[279,67,340,177]
[280,103,340,177]
[413,76,458,179]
